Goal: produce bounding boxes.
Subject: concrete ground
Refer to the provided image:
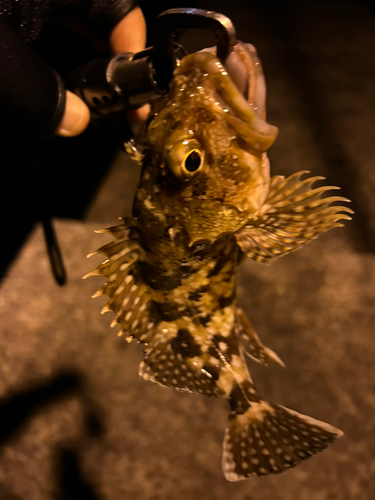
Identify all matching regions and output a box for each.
[1,1,374,499]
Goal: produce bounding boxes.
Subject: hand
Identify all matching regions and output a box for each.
[56,6,148,137]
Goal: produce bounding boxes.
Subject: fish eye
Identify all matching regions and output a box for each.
[167,138,205,180]
[184,150,202,173]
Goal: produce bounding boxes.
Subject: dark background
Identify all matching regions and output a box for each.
[0,1,374,499]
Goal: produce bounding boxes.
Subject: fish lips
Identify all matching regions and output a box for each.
[181,48,279,154]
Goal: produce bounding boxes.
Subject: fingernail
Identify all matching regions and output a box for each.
[56,91,90,137]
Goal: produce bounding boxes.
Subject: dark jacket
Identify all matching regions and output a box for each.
[0,0,138,140]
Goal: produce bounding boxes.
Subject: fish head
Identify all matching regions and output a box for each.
[138,48,278,245]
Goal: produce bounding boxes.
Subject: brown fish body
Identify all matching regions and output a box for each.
[86,46,352,480]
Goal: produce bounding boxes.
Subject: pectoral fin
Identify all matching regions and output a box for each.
[235,171,353,264]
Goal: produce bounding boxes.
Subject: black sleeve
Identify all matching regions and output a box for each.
[0,0,139,41]
[88,0,139,37]
[0,17,66,140]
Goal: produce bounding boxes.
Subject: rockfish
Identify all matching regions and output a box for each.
[85,44,351,481]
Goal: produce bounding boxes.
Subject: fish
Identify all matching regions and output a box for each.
[84,43,352,481]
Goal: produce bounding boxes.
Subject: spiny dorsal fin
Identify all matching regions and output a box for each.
[236,308,284,367]
[235,171,353,264]
[84,218,158,343]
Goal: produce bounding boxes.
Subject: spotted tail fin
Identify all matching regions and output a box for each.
[222,401,343,481]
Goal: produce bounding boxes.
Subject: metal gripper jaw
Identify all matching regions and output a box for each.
[66,8,237,142]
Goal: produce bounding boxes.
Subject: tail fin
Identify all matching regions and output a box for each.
[222,401,343,481]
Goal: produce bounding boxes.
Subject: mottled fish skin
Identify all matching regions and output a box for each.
[86,44,351,481]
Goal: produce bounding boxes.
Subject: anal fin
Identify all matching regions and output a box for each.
[139,331,224,397]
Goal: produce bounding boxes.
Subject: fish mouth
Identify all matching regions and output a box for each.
[178,48,278,154]
[226,43,267,119]
[201,42,266,118]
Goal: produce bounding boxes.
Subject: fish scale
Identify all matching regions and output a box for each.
[86,44,351,481]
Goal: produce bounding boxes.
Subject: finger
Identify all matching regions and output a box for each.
[56,91,90,137]
[126,104,151,123]
[109,6,146,55]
